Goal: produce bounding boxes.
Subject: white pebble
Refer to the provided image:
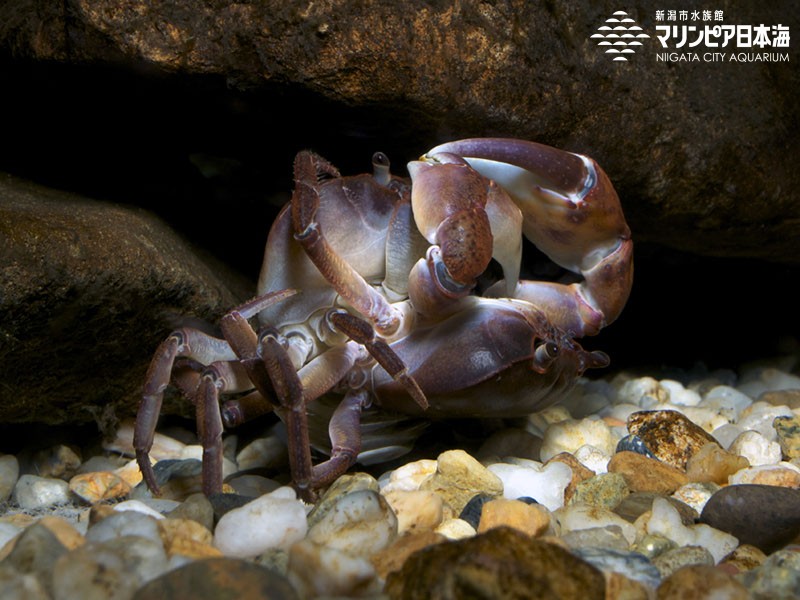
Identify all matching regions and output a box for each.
[728,462,800,485]
[434,518,476,540]
[540,417,616,461]
[487,461,572,511]
[288,539,380,599]
[87,511,162,545]
[0,522,22,549]
[213,486,307,557]
[681,407,729,433]
[711,424,745,450]
[660,380,703,407]
[573,445,610,474]
[601,403,642,424]
[700,385,753,422]
[105,420,186,460]
[728,430,783,465]
[307,490,397,558]
[112,499,166,520]
[379,459,437,493]
[737,402,794,440]
[672,483,717,514]
[556,503,637,545]
[616,377,668,406]
[646,497,737,563]
[0,454,20,503]
[12,475,71,510]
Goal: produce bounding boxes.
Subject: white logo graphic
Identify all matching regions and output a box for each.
[592,10,651,61]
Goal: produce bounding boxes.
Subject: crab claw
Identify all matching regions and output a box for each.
[429,138,632,336]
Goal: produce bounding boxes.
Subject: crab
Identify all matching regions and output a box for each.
[134,138,632,501]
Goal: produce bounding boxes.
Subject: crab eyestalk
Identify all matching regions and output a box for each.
[429,138,633,336]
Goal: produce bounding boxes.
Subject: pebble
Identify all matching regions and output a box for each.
[684,442,749,484]
[571,546,661,590]
[384,527,606,599]
[69,471,132,503]
[700,384,754,421]
[12,474,71,510]
[477,498,552,537]
[728,429,783,465]
[158,517,221,559]
[4,522,69,597]
[0,562,49,600]
[737,401,794,440]
[306,472,378,528]
[234,432,289,472]
[657,564,749,599]
[728,462,800,487]
[545,452,595,503]
[29,444,82,480]
[647,497,738,563]
[306,489,397,558]
[616,376,669,405]
[774,414,800,459]
[699,484,800,553]
[420,450,503,513]
[615,434,657,458]
[213,486,307,557]
[105,421,186,460]
[759,388,800,409]
[434,517,476,540]
[288,539,380,598]
[720,543,767,573]
[652,544,714,578]
[379,458,437,493]
[133,556,299,600]
[540,417,617,461]
[458,493,492,529]
[607,451,688,494]
[614,492,698,526]
[568,472,629,509]
[556,503,637,546]
[738,547,800,598]
[86,511,163,546]
[166,492,215,531]
[633,532,677,559]
[573,444,612,473]
[383,489,443,534]
[371,530,445,579]
[560,525,631,552]
[487,460,572,510]
[0,454,20,502]
[627,410,720,469]
[671,481,719,514]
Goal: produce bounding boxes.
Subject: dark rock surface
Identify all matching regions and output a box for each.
[1,0,798,263]
[0,174,247,426]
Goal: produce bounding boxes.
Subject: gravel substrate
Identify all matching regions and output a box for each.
[1,358,800,599]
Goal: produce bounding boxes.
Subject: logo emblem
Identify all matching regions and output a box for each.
[592,10,651,61]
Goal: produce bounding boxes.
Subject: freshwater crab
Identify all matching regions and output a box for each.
[134,138,632,501]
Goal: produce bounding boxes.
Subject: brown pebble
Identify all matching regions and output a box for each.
[720,544,767,573]
[545,452,595,503]
[477,498,551,537]
[608,451,689,494]
[69,471,131,503]
[628,410,720,470]
[371,531,446,579]
[758,389,800,409]
[656,564,749,599]
[685,443,749,484]
[606,571,650,600]
[384,527,605,599]
[773,414,800,459]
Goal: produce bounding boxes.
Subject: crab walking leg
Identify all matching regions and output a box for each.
[196,370,225,495]
[311,388,371,488]
[292,151,403,336]
[329,311,428,410]
[258,329,314,500]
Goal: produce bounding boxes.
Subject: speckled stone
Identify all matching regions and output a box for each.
[773,414,800,459]
[568,472,629,509]
[608,452,689,495]
[728,463,800,487]
[652,545,714,578]
[0,454,20,503]
[0,562,49,600]
[287,539,380,598]
[133,557,299,600]
[699,484,800,553]
[720,544,767,574]
[633,533,678,559]
[560,526,631,552]
[657,564,749,599]
[627,410,720,470]
[738,547,800,599]
[384,526,605,599]
[420,450,503,514]
[684,443,749,484]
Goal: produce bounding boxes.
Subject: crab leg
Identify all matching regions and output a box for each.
[292,151,403,336]
[429,138,633,335]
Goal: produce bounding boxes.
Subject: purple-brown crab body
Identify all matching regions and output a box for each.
[134,138,632,501]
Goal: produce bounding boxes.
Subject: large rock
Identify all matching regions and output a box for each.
[0,174,247,426]
[1,0,798,262]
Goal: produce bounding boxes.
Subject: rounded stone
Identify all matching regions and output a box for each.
[571,546,661,590]
[382,489,444,535]
[607,451,689,494]
[0,454,20,502]
[477,498,552,537]
[306,472,379,528]
[133,557,299,600]
[773,414,800,459]
[545,452,595,503]
[699,484,800,553]
[627,410,720,470]
[458,494,493,530]
[421,450,503,514]
[652,545,714,578]
[384,526,605,599]
[657,564,749,599]
[616,434,657,458]
[568,472,629,509]
[684,443,749,484]
[12,474,71,510]
[307,489,398,558]
[69,471,132,503]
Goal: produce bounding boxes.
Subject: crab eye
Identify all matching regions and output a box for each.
[545,342,558,357]
[372,152,390,167]
[372,152,391,185]
[532,341,559,373]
